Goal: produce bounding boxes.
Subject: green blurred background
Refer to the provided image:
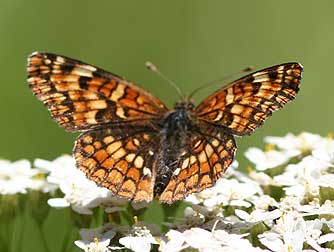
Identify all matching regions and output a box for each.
[1,0,334,251]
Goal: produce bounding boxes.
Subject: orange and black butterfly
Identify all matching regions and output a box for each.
[27,52,303,204]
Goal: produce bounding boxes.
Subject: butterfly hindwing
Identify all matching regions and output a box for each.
[27,52,168,132]
[73,123,159,202]
[159,125,236,203]
[195,63,303,135]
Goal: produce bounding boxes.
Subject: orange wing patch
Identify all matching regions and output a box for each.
[27,52,167,131]
[195,63,303,135]
[159,128,236,204]
[74,125,158,202]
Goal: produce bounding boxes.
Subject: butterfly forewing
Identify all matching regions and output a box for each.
[195,63,303,135]
[27,52,168,132]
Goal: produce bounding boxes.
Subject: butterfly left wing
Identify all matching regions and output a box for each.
[158,125,236,204]
[27,52,168,132]
[195,63,303,136]
[74,123,159,202]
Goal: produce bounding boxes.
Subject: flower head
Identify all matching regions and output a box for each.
[0,159,52,194]
[35,155,127,215]
[75,224,116,252]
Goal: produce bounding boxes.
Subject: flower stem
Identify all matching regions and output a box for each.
[36,223,51,252]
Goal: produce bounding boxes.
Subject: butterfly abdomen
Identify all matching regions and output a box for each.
[154,109,193,196]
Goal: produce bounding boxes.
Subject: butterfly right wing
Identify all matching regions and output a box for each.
[74,123,159,202]
[159,125,236,204]
[195,63,303,136]
[27,52,168,132]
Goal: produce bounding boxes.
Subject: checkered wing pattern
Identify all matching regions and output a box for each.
[74,123,159,202]
[27,52,168,132]
[28,52,303,204]
[195,63,303,135]
[159,126,236,204]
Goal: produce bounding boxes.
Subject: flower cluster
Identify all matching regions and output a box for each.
[0,159,54,195]
[34,156,128,215]
[1,132,333,252]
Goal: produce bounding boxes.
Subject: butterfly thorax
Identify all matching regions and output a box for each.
[173,98,195,110]
[154,103,194,196]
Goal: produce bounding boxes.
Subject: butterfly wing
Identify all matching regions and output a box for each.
[27,52,168,132]
[28,52,168,202]
[74,123,159,202]
[158,125,236,204]
[195,63,303,135]
[158,63,303,204]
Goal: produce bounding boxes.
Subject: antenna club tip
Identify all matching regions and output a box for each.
[244,66,255,72]
[145,61,158,72]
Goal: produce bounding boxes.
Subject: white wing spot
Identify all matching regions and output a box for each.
[143,167,151,177]
[80,64,97,72]
[253,73,269,82]
[56,56,65,63]
[134,156,144,168]
[72,67,93,77]
[226,88,234,104]
[173,168,181,176]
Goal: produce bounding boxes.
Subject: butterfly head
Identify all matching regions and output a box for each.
[174,98,195,111]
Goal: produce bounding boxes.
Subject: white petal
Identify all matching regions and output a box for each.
[258,232,284,252]
[47,198,70,208]
[183,228,221,250]
[159,230,186,252]
[317,233,334,244]
[119,236,157,252]
[235,209,250,221]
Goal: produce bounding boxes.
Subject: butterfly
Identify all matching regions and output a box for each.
[27,52,303,204]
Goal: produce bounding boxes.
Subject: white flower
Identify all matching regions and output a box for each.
[0,159,52,194]
[245,147,290,171]
[247,195,278,211]
[212,229,268,252]
[317,233,334,244]
[179,228,268,252]
[317,174,334,188]
[235,208,282,226]
[258,232,284,252]
[258,211,333,252]
[119,236,157,252]
[159,230,187,252]
[75,224,115,252]
[274,156,329,200]
[186,177,262,211]
[35,155,125,215]
[183,228,222,251]
[118,226,158,252]
[0,159,32,194]
[279,196,303,212]
[297,200,334,216]
[312,139,334,167]
[265,132,326,157]
[259,211,306,252]
[248,171,278,186]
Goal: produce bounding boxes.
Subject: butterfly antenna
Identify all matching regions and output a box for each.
[145,61,184,99]
[188,66,255,99]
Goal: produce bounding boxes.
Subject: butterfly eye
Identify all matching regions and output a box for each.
[187,102,195,110]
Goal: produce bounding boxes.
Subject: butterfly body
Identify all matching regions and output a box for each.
[154,103,195,195]
[27,52,303,204]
